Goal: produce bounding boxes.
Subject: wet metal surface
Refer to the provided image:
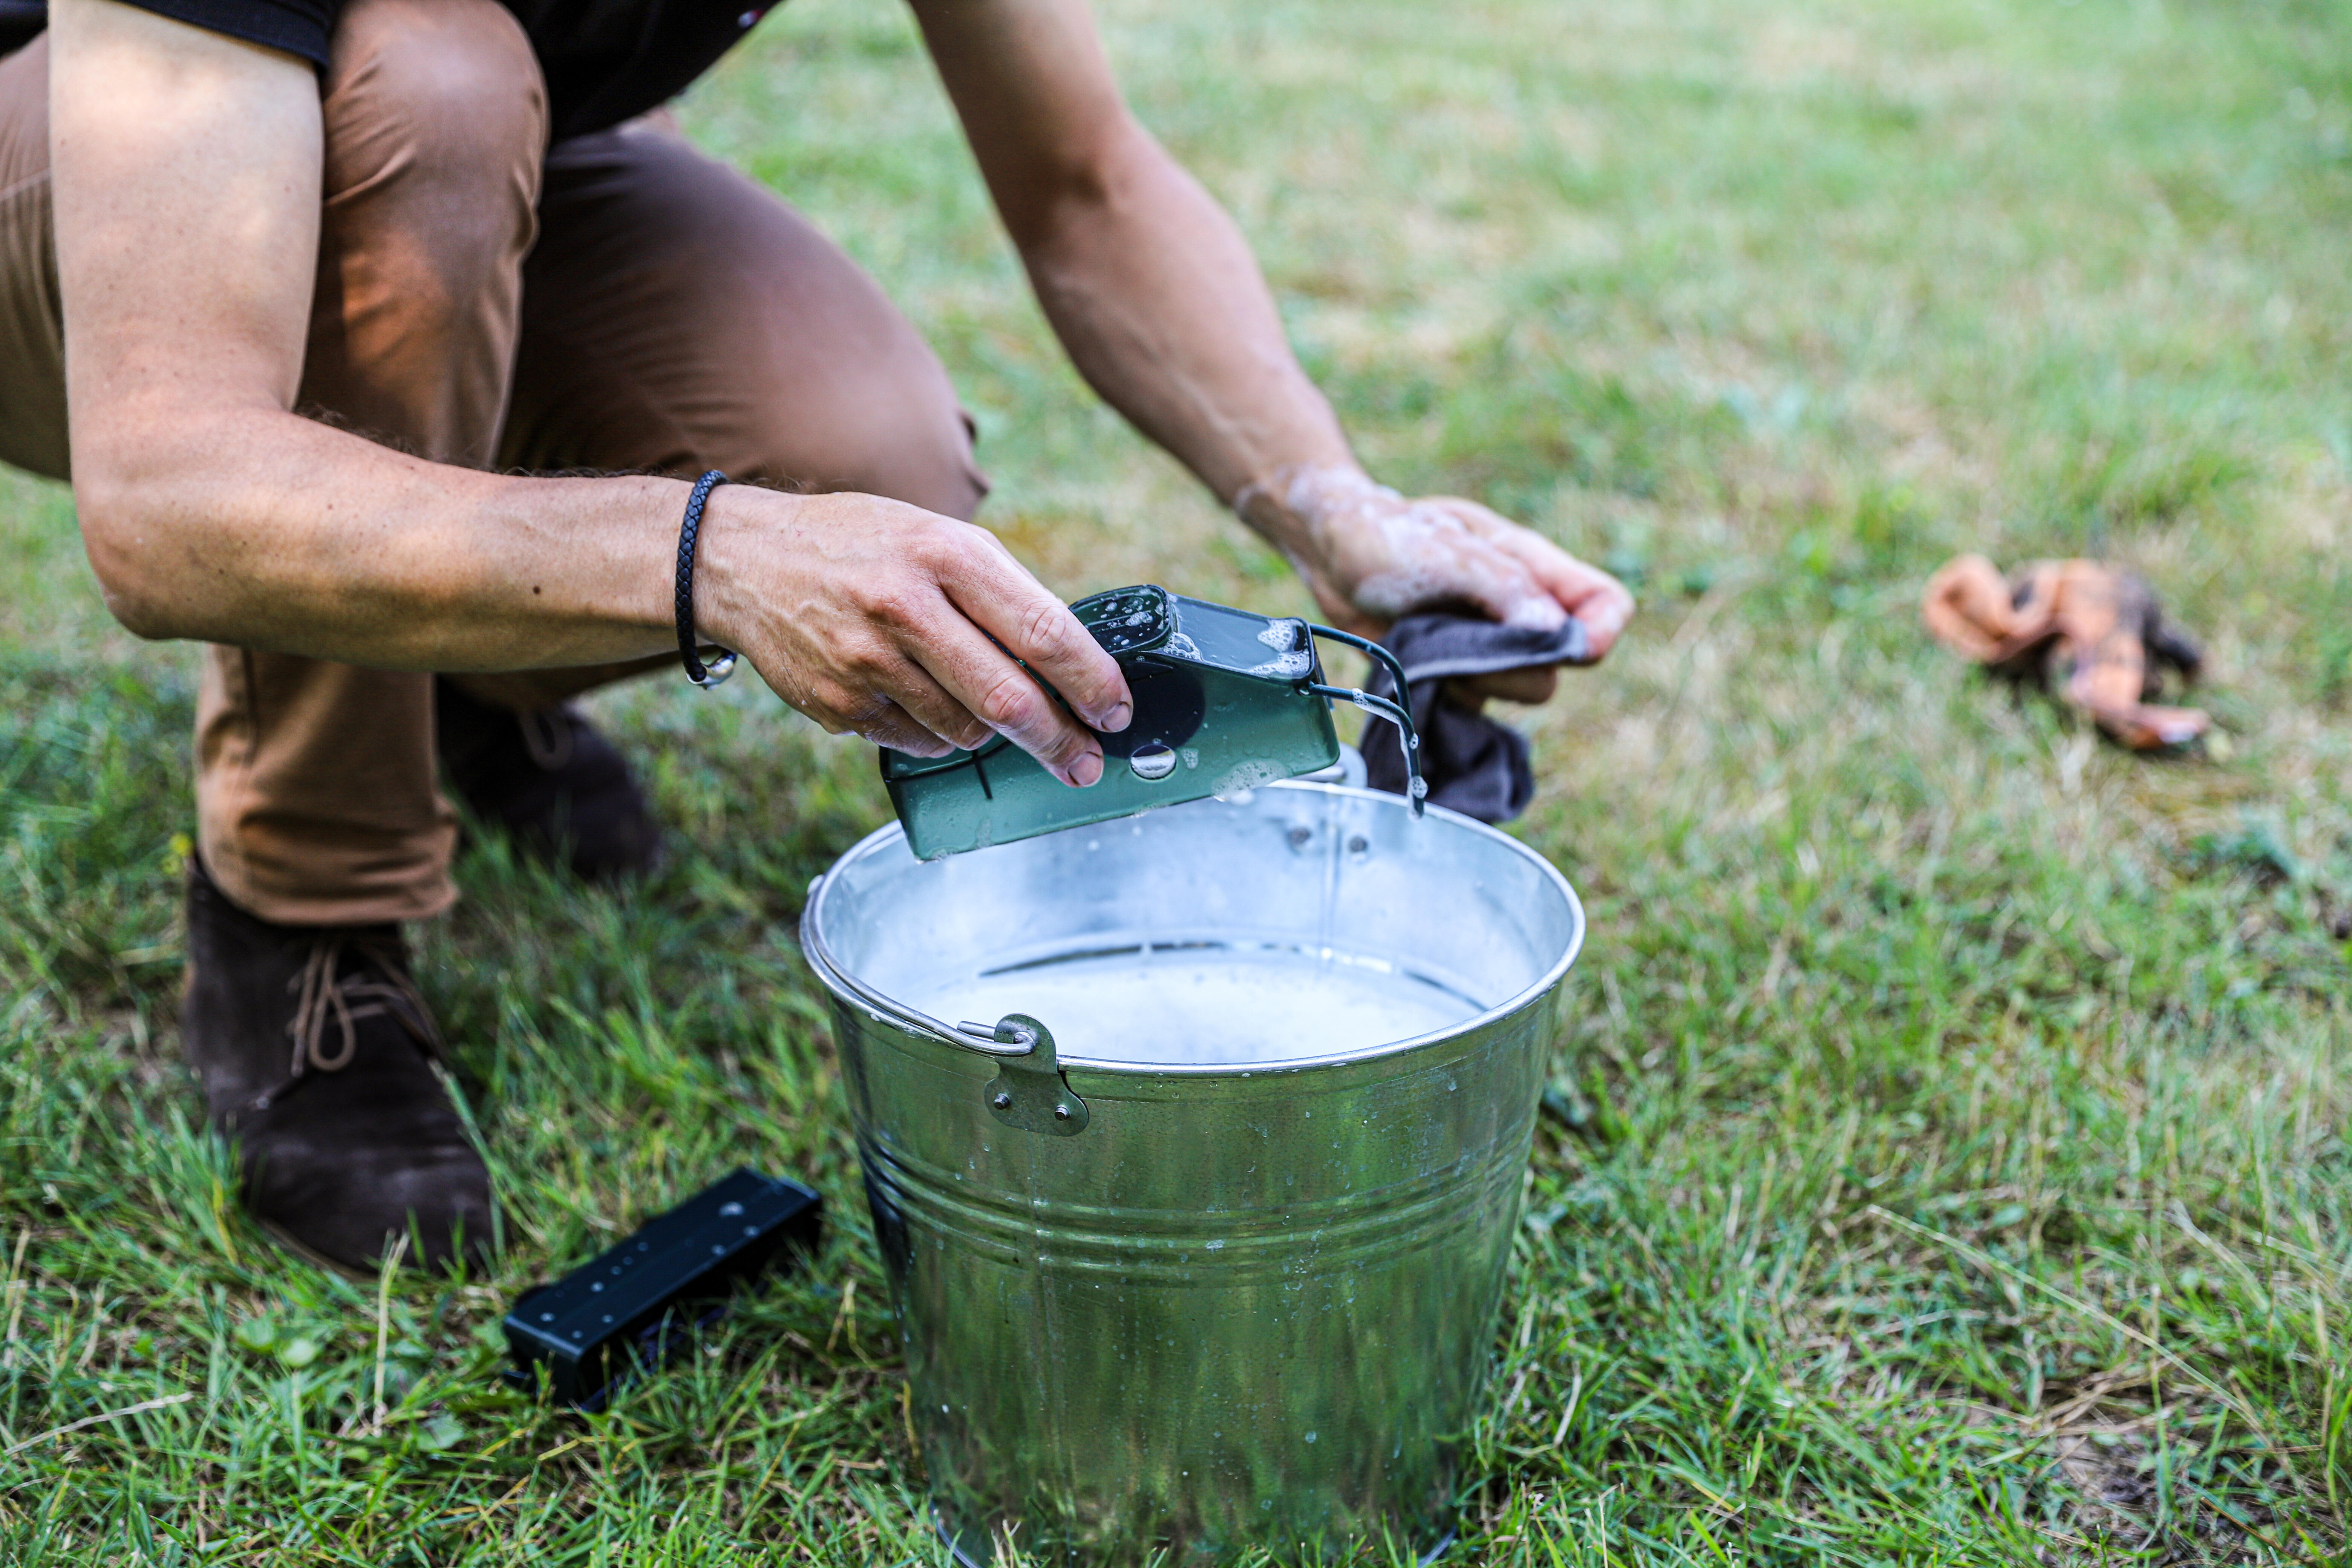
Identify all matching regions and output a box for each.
[803,783,1584,1564]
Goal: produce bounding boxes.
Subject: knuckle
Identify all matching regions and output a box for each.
[904,695,991,752]
[844,691,894,728]
[862,582,928,631]
[945,518,1002,555]
[973,669,1043,733]
[848,698,934,754]
[1017,598,1074,658]
[841,641,898,683]
[806,692,857,737]
[917,521,984,575]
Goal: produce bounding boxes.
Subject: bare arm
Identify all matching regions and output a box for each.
[51,0,1125,781]
[914,0,1633,688]
[910,0,1346,503]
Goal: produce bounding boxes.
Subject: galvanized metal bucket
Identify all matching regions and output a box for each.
[802,782,1585,1564]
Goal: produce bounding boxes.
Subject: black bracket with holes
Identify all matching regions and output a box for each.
[502,1167,824,1410]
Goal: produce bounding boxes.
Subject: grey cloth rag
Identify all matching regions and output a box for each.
[1360,614,1591,823]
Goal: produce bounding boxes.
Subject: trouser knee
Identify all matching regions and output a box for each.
[321,0,546,247]
[305,0,547,467]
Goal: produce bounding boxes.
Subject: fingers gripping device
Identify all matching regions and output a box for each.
[881,585,1423,860]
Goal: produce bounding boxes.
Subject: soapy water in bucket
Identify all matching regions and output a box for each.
[903,939,1485,1067]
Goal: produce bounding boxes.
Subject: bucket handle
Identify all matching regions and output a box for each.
[956,1014,1089,1136]
[799,913,1089,1135]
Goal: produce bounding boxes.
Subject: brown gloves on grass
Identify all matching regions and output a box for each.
[1922,555,2210,750]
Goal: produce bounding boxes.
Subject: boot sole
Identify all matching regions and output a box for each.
[255,1214,490,1284]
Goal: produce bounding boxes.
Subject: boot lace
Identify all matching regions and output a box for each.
[250,936,443,1112]
[520,706,576,771]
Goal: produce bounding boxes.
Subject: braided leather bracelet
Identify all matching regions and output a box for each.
[674,470,737,689]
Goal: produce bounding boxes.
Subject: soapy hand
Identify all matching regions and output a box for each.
[1235,466,1634,706]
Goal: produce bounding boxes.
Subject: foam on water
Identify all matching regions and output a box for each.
[906,943,1483,1067]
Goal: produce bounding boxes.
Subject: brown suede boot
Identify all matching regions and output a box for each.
[182,854,494,1277]
[433,677,664,883]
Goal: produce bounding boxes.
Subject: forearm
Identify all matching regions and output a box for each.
[75,395,1132,777]
[76,404,692,671]
[916,0,1630,666]
[1013,119,1356,521]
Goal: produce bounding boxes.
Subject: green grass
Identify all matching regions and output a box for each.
[6,0,2352,1560]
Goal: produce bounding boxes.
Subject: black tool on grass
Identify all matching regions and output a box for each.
[503,1168,824,1410]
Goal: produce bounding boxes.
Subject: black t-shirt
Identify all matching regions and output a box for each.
[0,0,763,140]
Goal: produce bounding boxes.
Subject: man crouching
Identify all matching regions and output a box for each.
[5,0,1631,1272]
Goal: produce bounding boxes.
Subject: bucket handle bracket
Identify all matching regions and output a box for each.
[957,1014,1089,1136]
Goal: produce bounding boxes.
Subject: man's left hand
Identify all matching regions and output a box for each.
[1237,465,1635,706]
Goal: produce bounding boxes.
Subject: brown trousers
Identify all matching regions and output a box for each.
[0,0,986,924]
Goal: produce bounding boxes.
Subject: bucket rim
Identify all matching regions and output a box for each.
[800,780,1586,1078]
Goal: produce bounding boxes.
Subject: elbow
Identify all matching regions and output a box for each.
[98,583,179,645]
[1003,110,1154,253]
[75,474,190,642]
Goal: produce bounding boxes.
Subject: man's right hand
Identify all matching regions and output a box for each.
[695,488,1133,788]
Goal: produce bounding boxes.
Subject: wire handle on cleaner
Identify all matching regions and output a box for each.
[1305,624,1426,816]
